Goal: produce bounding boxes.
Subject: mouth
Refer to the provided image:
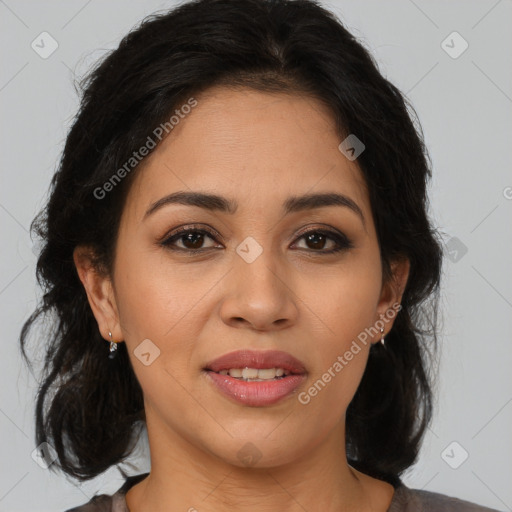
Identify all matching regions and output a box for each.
[204,349,306,374]
[212,367,294,381]
[203,349,307,406]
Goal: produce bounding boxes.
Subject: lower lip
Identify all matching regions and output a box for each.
[205,371,306,407]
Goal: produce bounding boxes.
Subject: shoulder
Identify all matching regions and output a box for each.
[390,483,504,512]
[63,472,149,512]
[64,493,113,512]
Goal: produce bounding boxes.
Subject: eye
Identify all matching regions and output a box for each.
[160,225,353,254]
[292,228,354,254]
[160,225,221,252]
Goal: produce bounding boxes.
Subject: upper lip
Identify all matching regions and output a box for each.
[204,349,306,374]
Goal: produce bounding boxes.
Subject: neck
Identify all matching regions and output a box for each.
[125,414,394,512]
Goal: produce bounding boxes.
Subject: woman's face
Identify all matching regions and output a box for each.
[78,86,408,468]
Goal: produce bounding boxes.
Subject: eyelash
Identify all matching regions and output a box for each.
[160,224,354,255]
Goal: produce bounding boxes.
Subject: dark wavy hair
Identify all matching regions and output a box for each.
[20,0,443,485]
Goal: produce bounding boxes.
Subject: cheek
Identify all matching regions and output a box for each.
[307,260,382,347]
[113,244,229,404]
[114,244,207,340]
[295,323,370,439]
[297,258,381,409]
[297,293,373,428]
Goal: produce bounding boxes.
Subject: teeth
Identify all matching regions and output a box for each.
[242,367,259,379]
[217,367,291,380]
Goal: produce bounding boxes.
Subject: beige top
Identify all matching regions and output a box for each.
[65,472,503,511]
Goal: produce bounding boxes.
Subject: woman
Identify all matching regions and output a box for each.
[20,0,502,510]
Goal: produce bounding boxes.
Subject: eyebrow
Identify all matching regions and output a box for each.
[144,190,365,226]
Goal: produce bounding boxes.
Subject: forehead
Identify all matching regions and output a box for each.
[124,86,370,222]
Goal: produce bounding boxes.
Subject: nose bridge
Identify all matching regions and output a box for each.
[233,233,283,294]
[219,234,298,330]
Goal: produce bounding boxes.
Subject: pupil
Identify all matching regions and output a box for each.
[306,232,325,250]
[183,232,204,249]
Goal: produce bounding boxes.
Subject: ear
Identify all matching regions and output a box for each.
[73,245,124,344]
[373,257,410,342]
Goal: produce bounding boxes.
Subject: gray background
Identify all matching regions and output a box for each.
[1,0,511,510]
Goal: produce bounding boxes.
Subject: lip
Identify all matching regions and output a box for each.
[206,371,306,407]
[203,349,307,407]
[204,349,306,374]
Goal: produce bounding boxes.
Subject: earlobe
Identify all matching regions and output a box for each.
[72,246,123,343]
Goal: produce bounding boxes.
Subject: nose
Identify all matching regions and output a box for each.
[219,245,299,332]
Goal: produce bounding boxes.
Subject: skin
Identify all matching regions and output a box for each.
[74,86,410,512]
